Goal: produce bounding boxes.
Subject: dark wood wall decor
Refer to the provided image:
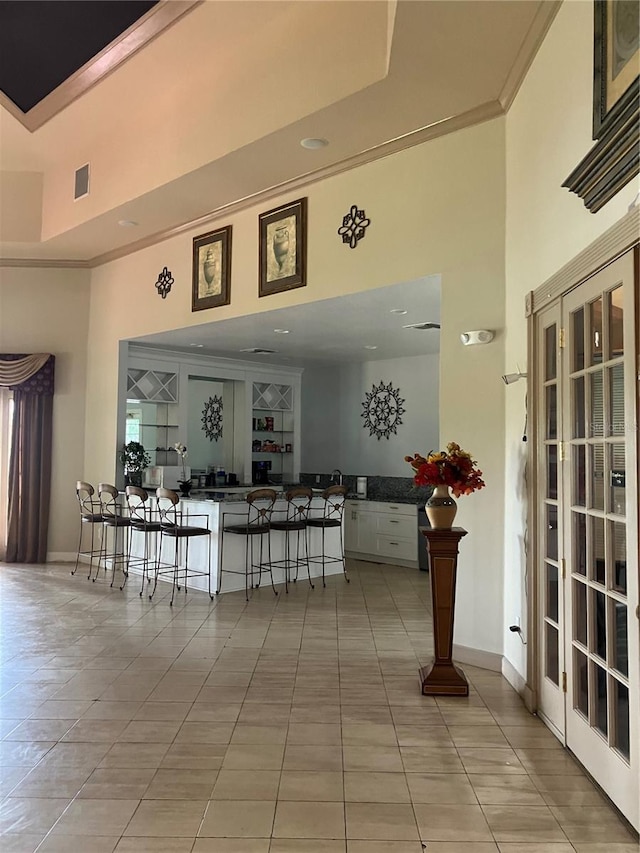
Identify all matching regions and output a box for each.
[419,527,469,696]
[563,1,639,212]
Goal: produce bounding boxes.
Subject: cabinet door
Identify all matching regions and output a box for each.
[344,505,359,551]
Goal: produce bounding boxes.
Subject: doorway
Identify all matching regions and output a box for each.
[534,249,639,829]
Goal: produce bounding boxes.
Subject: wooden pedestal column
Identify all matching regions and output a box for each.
[419,527,469,696]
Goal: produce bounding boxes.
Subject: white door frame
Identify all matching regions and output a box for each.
[524,209,639,830]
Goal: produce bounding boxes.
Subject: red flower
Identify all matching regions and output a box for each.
[405,444,485,496]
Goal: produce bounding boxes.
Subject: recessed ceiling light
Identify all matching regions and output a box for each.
[300,137,329,149]
[364,345,378,350]
[390,308,407,315]
[273,329,290,334]
[118,219,138,227]
[189,343,204,347]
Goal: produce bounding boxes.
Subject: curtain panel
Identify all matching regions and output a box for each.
[1,354,55,564]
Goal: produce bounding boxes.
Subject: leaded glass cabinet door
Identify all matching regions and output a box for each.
[562,252,638,831]
[537,303,565,739]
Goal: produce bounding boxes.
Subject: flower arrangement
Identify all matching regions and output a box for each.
[405,442,485,497]
[174,442,191,489]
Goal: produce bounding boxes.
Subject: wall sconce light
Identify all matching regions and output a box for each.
[502,370,527,385]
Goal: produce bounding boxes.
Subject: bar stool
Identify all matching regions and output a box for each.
[306,484,350,587]
[154,488,212,606]
[125,486,164,597]
[72,481,104,579]
[269,486,314,593]
[97,483,131,589]
[219,488,277,601]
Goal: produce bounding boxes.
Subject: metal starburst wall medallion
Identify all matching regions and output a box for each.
[201,395,223,441]
[338,204,371,248]
[155,266,174,299]
[361,381,405,440]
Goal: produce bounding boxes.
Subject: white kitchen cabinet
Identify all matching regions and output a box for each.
[344,500,418,568]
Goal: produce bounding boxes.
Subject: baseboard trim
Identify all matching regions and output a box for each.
[47,552,76,563]
[453,644,502,673]
[501,656,527,693]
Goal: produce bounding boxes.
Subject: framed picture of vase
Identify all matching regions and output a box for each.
[192,225,232,312]
[258,197,307,297]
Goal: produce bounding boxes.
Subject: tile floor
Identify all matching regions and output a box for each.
[0,558,637,852]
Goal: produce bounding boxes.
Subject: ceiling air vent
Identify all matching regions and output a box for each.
[74,163,90,200]
[240,348,277,354]
[402,322,441,330]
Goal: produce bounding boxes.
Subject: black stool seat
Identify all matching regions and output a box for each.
[162,524,210,537]
[82,513,103,524]
[306,517,341,528]
[271,520,307,531]
[103,516,131,528]
[223,523,271,535]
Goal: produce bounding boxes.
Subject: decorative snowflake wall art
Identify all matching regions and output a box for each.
[155,266,174,299]
[361,381,405,440]
[337,205,371,248]
[201,395,223,441]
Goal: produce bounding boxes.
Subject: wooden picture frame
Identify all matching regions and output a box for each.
[259,197,307,297]
[593,0,639,138]
[563,1,639,212]
[192,225,232,312]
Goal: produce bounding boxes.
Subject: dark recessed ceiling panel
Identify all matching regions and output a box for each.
[0,0,158,113]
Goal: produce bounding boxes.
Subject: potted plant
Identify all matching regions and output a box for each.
[120,441,151,487]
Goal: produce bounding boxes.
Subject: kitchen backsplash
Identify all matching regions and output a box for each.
[298,473,432,505]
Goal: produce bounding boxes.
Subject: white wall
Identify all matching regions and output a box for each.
[0,267,90,556]
[300,366,341,472]
[84,116,506,655]
[339,353,439,477]
[301,353,439,476]
[503,0,639,680]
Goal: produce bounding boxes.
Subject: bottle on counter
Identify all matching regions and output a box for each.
[215,466,226,487]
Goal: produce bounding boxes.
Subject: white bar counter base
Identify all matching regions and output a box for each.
[129,494,345,595]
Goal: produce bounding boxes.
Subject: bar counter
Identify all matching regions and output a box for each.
[129,492,345,595]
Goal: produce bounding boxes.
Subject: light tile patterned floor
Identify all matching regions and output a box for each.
[0,559,637,852]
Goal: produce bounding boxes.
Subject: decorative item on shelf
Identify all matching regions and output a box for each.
[259,197,307,297]
[337,204,371,248]
[201,394,223,441]
[155,266,174,299]
[120,441,151,487]
[192,225,233,311]
[174,442,192,496]
[405,442,485,530]
[361,380,405,440]
[265,416,274,431]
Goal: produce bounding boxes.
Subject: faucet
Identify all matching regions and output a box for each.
[331,469,343,485]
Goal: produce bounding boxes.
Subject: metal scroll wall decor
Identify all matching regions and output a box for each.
[338,204,371,248]
[155,266,174,298]
[201,395,223,441]
[361,381,405,440]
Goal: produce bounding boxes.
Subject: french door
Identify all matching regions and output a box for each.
[536,250,639,830]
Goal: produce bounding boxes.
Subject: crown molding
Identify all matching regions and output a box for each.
[0,257,89,269]
[529,204,640,314]
[90,100,504,268]
[1,1,202,133]
[499,1,561,112]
